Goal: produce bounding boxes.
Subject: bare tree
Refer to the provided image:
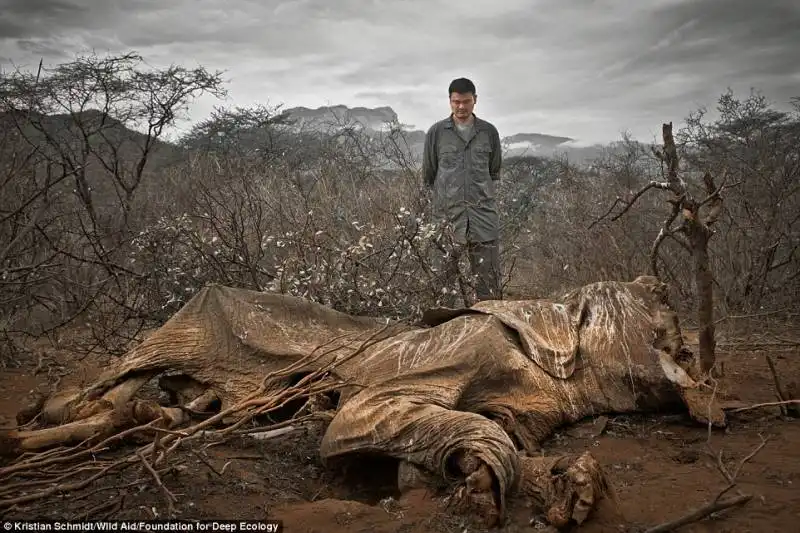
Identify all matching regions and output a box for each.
[0,52,225,355]
[594,122,735,374]
[680,90,800,314]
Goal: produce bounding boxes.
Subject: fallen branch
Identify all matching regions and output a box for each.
[643,494,752,533]
[190,449,222,477]
[136,450,176,516]
[244,426,299,441]
[0,457,134,508]
[644,417,769,531]
[765,355,799,417]
[76,495,125,521]
[712,435,769,487]
[0,463,116,497]
[0,419,163,478]
[729,400,800,414]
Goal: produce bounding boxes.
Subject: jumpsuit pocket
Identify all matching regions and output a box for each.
[471,145,491,170]
[439,147,460,170]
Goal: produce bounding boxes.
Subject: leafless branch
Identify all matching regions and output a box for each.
[588,180,670,229]
[643,494,752,533]
[645,435,768,532]
[729,399,800,413]
[650,198,682,277]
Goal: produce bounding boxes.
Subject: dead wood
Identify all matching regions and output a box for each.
[0,456,135,509]
[643,419,768,532]
[77,497,125,521]
[136,449,176,516]
[765,355,800,417]
[0,419,163,477]
[591,122,737,375]
[728,399,800,414]
[643,494,752,533]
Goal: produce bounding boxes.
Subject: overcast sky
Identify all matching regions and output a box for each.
[1,0,798,144]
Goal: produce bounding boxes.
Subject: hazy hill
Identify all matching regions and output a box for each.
[283,105,398,131]
[0,109,186,222]
[281,104,610,164]
[0,109,183,168]
[2,105,618,177]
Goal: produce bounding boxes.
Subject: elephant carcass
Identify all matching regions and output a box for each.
[2,276,719,528]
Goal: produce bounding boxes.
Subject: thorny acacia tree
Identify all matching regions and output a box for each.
[0,52,225,356]
[594,122,732,374]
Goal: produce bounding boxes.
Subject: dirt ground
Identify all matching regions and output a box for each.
[0,325,798,533]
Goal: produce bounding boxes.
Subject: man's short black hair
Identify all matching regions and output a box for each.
[448,78,476,96]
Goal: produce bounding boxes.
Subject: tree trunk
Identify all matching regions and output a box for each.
[691,223,716,374]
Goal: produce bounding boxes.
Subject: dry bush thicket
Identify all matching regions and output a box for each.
[1,53,798,366]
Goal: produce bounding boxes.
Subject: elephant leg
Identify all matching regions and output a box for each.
[463,393,615,528]
[0,374,192,456]
[397,460,440,493]
[2,400,189,456]
[472,394,568,454]
[320,389,519,527]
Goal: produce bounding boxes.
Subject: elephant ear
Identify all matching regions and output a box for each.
[421,301,583,380]
[471,300,583,380]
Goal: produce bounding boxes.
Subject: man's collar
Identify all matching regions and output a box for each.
[444,113,483,129]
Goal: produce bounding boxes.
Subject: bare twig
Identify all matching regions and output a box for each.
[190,449,222,476]
[643,494,752,533]
[136,450,176,515]
[729,400,800,413]
[588,180,670,229]
[764,355,795,417]
[712,435,769,487]
[0,457,134,508]
[78,495,125,521]
[644,402,769,531]
[0,419,164,477]
[713,308,792,325]
[650,198,682,278]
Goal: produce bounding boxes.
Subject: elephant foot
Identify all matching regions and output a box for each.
[448,450,502,528]
[519,451,613,529]
[395,451,503,528]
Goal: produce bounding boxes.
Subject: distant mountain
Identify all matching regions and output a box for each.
[2,106,614,176]
[0,108,182,168]
[283,105,398,132]
[280,104,607,164]
[0,108,184,217]
[505,133,573,145]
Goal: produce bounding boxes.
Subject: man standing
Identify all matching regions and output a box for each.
[422,77,503,301]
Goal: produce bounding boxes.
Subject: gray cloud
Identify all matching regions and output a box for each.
[0,0,100,36]
[0,0,797,143]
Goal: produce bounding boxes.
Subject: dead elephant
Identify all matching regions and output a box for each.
[1,275,722,529]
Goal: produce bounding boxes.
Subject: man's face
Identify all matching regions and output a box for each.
[449,92,476,120]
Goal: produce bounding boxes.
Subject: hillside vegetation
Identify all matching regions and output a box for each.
[1,52,798,363]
